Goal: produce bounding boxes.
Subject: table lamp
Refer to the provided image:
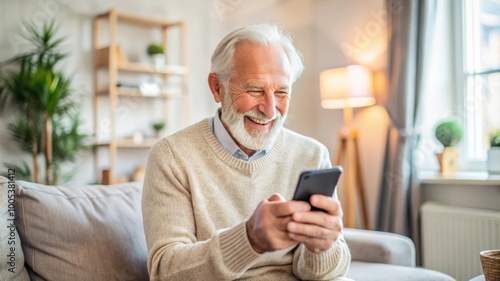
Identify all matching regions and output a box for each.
[320,65,375,229]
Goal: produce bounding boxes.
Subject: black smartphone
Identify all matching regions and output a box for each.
[292,167,343,211]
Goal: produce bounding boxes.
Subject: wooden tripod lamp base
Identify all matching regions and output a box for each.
[334,128,370,229]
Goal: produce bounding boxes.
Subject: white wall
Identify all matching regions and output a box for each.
[0,0,387,228]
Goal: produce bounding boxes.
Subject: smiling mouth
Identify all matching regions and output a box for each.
[246,116,271,125]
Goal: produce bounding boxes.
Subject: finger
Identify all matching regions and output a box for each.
[310,195,343,216]
[287,221,333,240]
[291,211,343,231]
[287,232,335,253]
[271,200,311,217]
[273,215,294,232]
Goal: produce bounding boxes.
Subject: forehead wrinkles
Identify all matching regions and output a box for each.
[242,83,290,91]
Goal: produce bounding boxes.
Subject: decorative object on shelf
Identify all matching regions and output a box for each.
[487,129,500,174]
[434,119,463,174]
[480,249,500,281]
[146,43,165,70]
[319,65,375,229]
[139,81,161,96]
[132,166,145,182]
[95,45,128,67]
[151,120,166,138]
[101,169,112,185]
[116,45,128,65]
[0,20,89,185]
[132,131,144,144]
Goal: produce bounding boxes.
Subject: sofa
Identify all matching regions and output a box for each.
[0,176,455,281]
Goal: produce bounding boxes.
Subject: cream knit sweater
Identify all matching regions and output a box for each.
[142,119,351,280]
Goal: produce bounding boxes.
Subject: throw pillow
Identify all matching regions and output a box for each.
[14,179,149,281]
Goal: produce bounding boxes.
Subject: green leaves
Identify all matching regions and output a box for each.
[3,161,32,181]
[146,43,165,56]
[7,117,42,153]
[0,20,88,185]
[435,119,464,148]
[490,129,500,147]
[31,66,72,117]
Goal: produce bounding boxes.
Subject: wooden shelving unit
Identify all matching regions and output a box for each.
[92,8,189,184]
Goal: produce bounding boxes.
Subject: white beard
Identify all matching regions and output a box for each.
[220,92,285,151]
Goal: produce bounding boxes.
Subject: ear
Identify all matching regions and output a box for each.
[208,73,222,103]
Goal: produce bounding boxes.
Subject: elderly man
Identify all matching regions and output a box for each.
[142,23,351,280]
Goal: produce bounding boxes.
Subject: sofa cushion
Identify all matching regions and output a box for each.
[14,179,148,281]
[346,261,456,281]
[0,176,30,281]
[344,227,416,267]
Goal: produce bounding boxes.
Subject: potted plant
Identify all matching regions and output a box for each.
[434,119,463,174]
[146,43,165,70]
[0,20,89,184]
[151,120,166,138]
[487,129,500,174]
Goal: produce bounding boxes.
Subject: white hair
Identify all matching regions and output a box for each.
[210,23,304,86]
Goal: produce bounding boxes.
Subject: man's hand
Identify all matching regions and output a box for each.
[246,193,311,254]
[287,195,344,253]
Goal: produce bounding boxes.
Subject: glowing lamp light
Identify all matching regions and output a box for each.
[320,65,375,110]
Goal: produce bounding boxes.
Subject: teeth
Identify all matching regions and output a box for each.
[248,116,270,125]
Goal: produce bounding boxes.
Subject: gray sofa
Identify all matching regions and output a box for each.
[0,176,454,281]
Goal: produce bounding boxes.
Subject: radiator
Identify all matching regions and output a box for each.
[421,202,500,281]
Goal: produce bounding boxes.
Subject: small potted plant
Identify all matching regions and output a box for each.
[487,129,500,174]
[434,119,463,174]
[151,120,166,139]
[146,43,165,70]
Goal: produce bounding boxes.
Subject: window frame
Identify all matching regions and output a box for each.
[452,0,500,170]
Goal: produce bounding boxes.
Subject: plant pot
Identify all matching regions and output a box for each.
[154,131,163,139]
[487,147,500,174]
[151,54,165,70]
[436,147,459,174]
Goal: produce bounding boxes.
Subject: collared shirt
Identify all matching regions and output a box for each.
[209,109,271,162]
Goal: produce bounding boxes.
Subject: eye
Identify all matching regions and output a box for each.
[248,90,264,96]
[275,91,289,98]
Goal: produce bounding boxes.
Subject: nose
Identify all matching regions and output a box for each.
[258,92,277,119]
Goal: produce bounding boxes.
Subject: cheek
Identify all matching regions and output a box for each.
[232,96,260,114]
[276,98,290,115]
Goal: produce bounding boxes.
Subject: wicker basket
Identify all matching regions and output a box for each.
[480,250,500,281]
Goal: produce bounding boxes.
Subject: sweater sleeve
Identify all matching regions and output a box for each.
[142,140,261,281]
[292,232,351,280]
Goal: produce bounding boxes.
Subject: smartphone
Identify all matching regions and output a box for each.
[292,167,343,211]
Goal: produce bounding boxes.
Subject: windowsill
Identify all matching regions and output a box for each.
[419,171,500,186]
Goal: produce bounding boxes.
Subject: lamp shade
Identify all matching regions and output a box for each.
[320,65,375,109]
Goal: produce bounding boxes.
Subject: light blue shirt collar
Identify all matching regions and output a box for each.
[210,108,271,162]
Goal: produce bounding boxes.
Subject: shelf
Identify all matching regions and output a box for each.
[95,138,160,148]
[94,47,188,75]
[419,171,500,186]
[95,10,184,28]
[97,87,182,99]
[118,62,188,75]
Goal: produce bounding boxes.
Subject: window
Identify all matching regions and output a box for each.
[460,0,500,161]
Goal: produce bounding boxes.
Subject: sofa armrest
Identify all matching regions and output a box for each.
[343,228,416,267]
